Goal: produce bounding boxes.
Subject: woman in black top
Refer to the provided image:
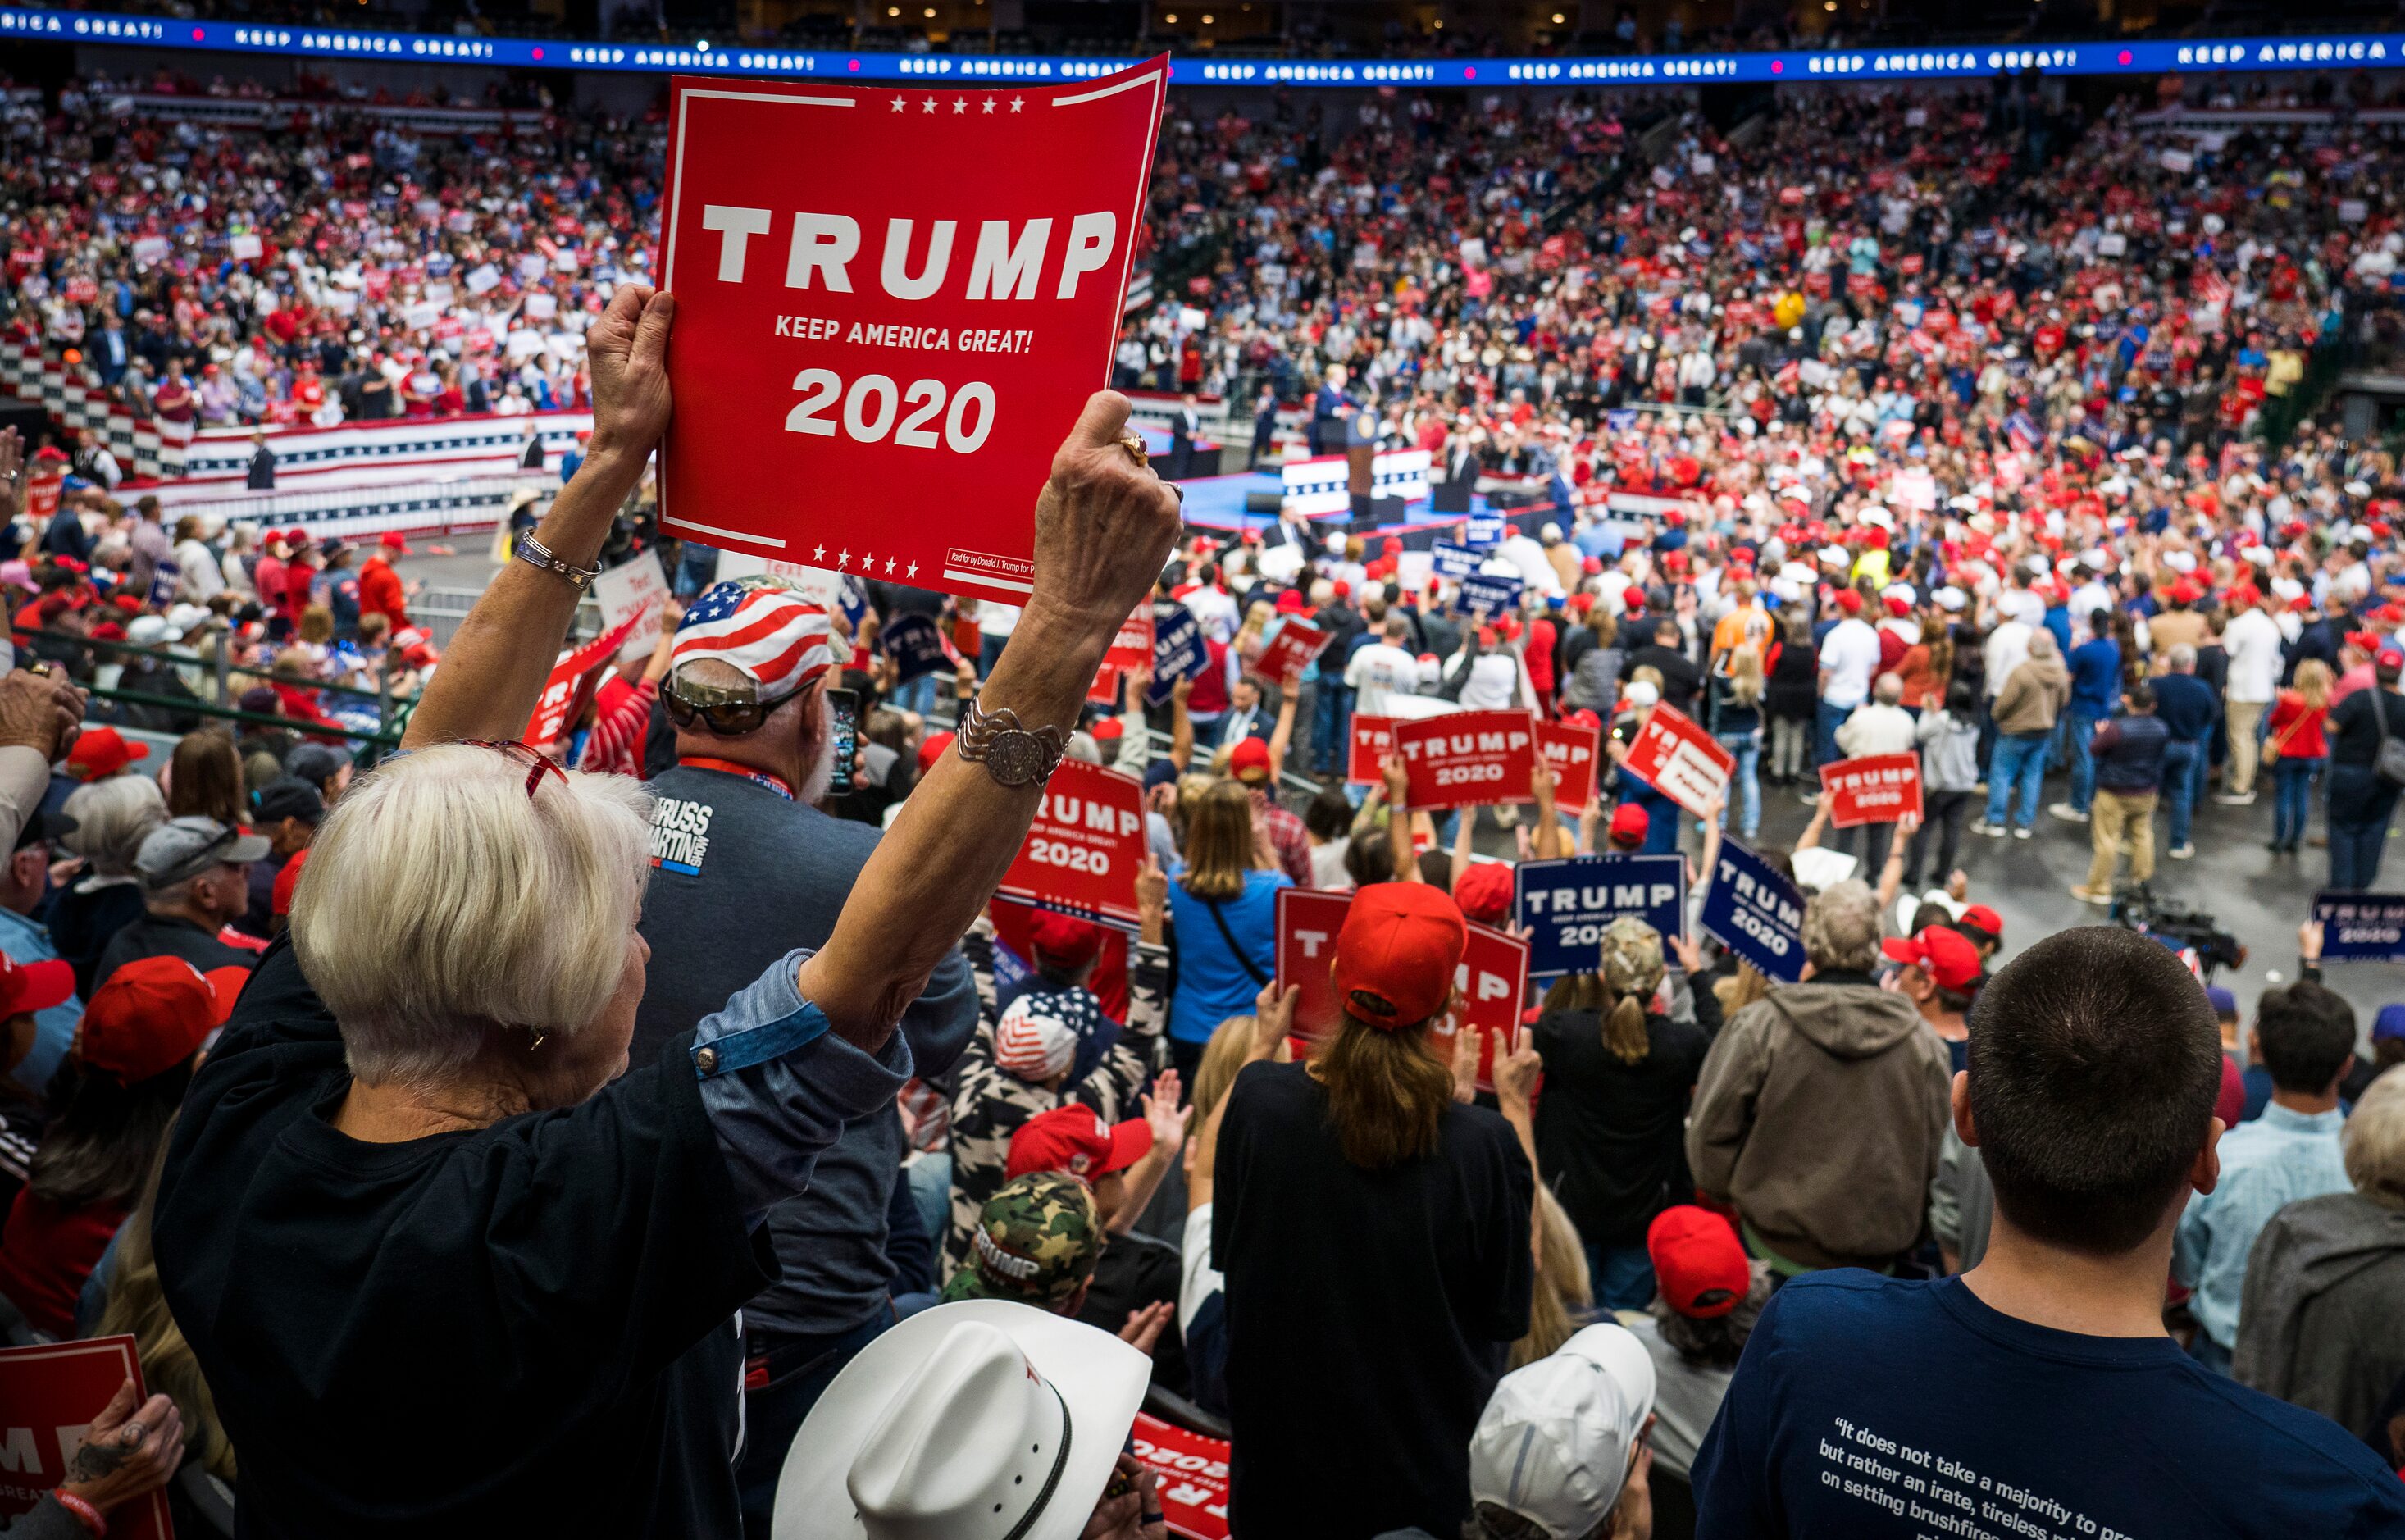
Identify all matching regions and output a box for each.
[2323,657,2405,891]
[1763,613,1819,786]
[1530,917,1720,1312]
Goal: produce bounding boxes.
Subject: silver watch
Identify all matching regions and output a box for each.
[954,697,1066,786]
[515,532,598,592]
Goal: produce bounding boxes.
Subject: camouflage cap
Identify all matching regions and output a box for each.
[1599,916,1665,1000]
[941,1172,1101,1310]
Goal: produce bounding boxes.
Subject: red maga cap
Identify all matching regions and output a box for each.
[1332,882,1467,1027]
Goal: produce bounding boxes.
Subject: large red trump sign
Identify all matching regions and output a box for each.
[656,62,1168,605]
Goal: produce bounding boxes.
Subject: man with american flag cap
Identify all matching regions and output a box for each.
[633,571,984,1533]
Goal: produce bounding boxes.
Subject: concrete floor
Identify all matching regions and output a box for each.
[1686,766,2405,1037]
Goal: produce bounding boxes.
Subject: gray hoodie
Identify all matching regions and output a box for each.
[1687,978,1952,1271]
[2234,1191,2405,1441]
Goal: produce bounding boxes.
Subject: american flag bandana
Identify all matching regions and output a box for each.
[670,581,835,699]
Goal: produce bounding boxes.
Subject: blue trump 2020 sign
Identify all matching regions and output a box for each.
[1700,839,1806,982]
[1514,855,1686,978]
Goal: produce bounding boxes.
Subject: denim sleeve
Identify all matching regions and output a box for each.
[690,949,914,1223]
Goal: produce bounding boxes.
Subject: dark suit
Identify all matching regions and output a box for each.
[1309,385,1353,455]
[1250,399,1279,467]
[1168,408,1200,480]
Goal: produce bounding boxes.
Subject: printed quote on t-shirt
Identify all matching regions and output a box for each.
[1815,1416,2137,1540]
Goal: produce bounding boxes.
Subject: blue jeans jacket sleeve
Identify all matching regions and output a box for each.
[691,949,915,1223]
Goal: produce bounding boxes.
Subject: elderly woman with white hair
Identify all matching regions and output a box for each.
[2235,1068,2405,1440]
[52,772,169,994]
[149,286,1183,1538]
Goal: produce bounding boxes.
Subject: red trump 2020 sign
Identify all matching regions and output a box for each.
[656,61,1168,605]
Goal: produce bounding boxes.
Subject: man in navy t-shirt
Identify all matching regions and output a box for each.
[1692,925,2405,1538]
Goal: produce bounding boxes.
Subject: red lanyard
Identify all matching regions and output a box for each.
[677,756,794,801]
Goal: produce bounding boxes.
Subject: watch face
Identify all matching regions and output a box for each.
[986,731,1045,786]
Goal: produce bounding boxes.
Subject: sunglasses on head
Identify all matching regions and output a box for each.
[662,677,811,736]
[462,739,570,800]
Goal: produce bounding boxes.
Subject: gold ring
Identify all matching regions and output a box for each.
[1117,433,1149,468]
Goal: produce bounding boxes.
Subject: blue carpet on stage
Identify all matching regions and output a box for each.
[1168,466,1507,549]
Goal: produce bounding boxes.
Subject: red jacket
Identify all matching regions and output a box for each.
[358,556,409,630]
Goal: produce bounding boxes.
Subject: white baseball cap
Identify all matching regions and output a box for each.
[774,1301,1149,1540]
[1624,681,1660,708]
[1467,1324,1657,1540]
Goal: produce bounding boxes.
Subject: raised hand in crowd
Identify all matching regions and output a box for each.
[1078,1456,1168,1540]
[0,665,90,763]
[1115,1299,1175,1355]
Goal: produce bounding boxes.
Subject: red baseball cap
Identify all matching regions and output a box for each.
[66,726,148,781]
[77,956,244,1085]
[1834,590,1864,614]
[271,845,311,917]
[1029,912,1105,971]
[0,954,75,1018]
[1647,1205,1751,1319]
[1228,737,1273,783]
[1332,882,1467,1028]
[2382,649,2405,672]
[1607,801,1650,849]
[1957,904,2004,943]
[1004,1105,1150,1182]
[379,530,410,554]
[1882,925,1982,993]
[1453,861,1515,924]
[917,731,955,776]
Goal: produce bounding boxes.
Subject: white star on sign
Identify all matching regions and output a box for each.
[836,549,851,567]
[1010,96,1024,112]
[905,561,918,579]
[885,557,897,574]
[859,551,873,571]
[981,97,995,114]
[890,95,905,112]
[921,97,936,114]
[813,543,827,561]
[952,97,967,114]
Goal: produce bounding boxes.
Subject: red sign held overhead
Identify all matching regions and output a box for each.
[994,758,1147,930]
[1431,920,1532,1096]
[0,1337,171,1540]
[1392,710,1539,809]
[1273,887,1355,1047]
[1274,891,1528,1094]
[1346,714,1397,785]
[1249,620,1328,690]
[1534,718,1602,813]
[525,613,643,745]
[654,61,1168,605]
[1819,753,1924,827]
[1619,704,1734,818]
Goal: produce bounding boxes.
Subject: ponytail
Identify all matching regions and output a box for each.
[1602,994,1651,1064]
[1313,1013,1455,1170]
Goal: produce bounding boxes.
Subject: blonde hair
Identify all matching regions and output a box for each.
[1178,779,1256,903]
[291,745,654,1088]
[2344,1068,2405,1211]
[97,1131,236,1484]
[1511,1186,1594,1371]
[1715,960,1772,1018]
[2293,658,2334,712]
[1192,1014,1259,1123]
[1537,971,1649,1064]
[1728,646,1765,708]
[62,773,168,877]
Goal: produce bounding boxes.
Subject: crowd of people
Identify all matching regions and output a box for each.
[0,44,2403,1540]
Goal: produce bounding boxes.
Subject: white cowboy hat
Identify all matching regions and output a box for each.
[772,1301,1148,1540]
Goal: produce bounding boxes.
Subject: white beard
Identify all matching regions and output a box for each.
[799,719,838,806]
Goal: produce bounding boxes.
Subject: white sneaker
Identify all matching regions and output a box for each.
[2169,844,2195,860]
[2047,803,2089,824]
[2013,826,2034,840]
[1970,820,2006,838]
[2214,791,2257,805]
